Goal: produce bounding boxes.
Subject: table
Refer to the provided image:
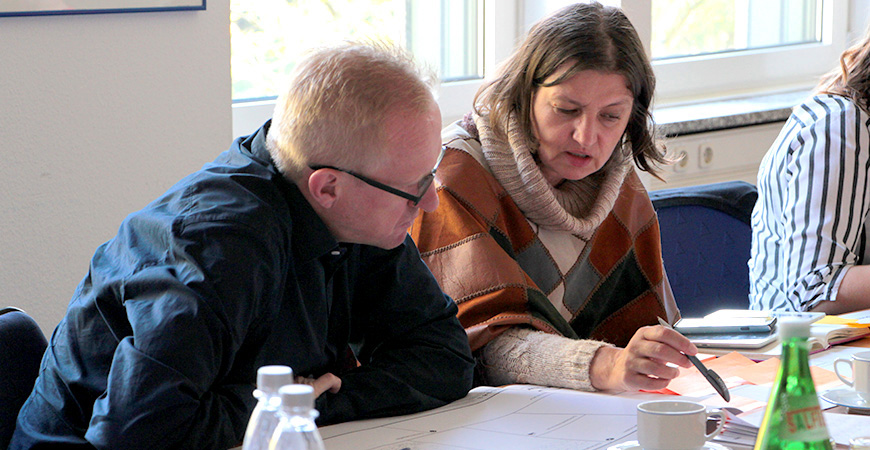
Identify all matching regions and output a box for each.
[317,338,870,450]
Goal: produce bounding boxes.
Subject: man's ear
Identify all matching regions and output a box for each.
[307,169,339,209]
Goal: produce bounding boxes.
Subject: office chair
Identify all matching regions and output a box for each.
[649,181,758,318]
[0,307,47,449]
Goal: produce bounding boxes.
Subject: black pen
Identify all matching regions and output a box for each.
[657,316,731,402]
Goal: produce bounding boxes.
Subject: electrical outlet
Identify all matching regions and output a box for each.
[698,143,714,169]
[673,148,689,173]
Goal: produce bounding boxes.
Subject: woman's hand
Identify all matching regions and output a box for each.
[588,325,698,391]
[295,373,342,397]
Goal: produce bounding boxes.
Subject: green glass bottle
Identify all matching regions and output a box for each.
[754,319,833,450]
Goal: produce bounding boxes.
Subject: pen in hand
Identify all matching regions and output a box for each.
[657,316,731,402]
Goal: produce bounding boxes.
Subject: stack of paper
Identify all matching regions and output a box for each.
[737,406,870,448]
[713,408,758,449]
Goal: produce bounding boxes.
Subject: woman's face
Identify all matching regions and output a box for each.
[530,67,634,186]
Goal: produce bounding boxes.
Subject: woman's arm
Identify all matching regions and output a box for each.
[812,265,870,313]
[480,326,696,392]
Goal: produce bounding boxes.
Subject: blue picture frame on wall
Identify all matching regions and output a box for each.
[0,0,206,17]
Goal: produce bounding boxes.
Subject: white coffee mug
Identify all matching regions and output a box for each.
[834,351,870,401]
[636,400,726,450]
[851,436,870,450]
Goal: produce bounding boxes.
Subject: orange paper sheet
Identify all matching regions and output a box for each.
[700,394,766,413]
[816,315,870,328]
[644,352,757,399]
[644,351,842,400]
[729,356,841,387]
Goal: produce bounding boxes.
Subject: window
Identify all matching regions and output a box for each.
[651,0,822,60]
[232,1,849,136]
[232,1,410,102]
[620,0,847,103]
[230,0,503,137]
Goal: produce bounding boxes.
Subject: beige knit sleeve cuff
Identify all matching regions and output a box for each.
[479,327,612,391]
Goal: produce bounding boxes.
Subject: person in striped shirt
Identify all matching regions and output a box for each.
[750,26,870,313]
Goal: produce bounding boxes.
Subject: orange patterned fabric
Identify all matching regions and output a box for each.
[410,147,678,351]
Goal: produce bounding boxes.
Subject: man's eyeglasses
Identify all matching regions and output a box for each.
[309,146,446,206]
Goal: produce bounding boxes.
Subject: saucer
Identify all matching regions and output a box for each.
[607,440,731,450]
[821,388,870,410]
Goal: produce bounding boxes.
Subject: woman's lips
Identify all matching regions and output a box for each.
[565,150,591,166]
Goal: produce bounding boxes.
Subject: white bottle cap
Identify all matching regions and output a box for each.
[778,318,811,340]
[279,384,315,409]
[257,365,294,395]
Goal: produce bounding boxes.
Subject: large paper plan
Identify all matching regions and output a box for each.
[320,385,643,450]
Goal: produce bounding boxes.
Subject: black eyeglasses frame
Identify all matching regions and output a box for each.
[309,146,446,206]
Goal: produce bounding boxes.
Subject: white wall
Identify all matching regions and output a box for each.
[0,3,231,335]
[640,123,786,190]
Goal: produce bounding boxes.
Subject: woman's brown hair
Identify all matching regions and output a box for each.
[474,1,665,176]
[817,24,870,112]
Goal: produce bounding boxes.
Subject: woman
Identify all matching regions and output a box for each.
[410,2,695,392]
[750,25,870,314]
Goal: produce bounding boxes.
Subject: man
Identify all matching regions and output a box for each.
[10,42,475,450]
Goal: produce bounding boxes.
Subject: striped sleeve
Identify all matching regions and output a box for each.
[750,95,870,311]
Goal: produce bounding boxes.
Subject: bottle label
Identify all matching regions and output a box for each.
[779,393,829,441]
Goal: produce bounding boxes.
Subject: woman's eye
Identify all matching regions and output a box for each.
[601,113,621,121]
[554,106,577,115]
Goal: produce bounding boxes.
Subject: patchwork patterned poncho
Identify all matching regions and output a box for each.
[410,119,679,356]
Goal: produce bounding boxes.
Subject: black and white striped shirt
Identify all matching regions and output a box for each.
[750,94,870,311]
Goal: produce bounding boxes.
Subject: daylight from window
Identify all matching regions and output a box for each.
[231,0,834,119]
[651,0,821,60]
[231,0,479,102]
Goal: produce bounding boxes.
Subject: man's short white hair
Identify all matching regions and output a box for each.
[267,41,438,180]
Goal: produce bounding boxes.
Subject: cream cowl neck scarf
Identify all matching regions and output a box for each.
[473,112,630,240]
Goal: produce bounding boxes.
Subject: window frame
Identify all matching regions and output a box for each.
[231,0,850,137]
[231,0,519,137]
[619,0,849,104]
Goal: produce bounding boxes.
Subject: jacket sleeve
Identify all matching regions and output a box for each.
[315,235,475,425]
[84,216,285,450]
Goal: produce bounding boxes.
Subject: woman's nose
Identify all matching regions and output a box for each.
[573,115,596,147]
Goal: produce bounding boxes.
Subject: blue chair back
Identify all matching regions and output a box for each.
[649,181,758,318]
[0,307,47,449]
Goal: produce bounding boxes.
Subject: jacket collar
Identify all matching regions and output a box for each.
[243,120,343,263]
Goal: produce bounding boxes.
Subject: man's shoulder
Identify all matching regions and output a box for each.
[131,153,294,239]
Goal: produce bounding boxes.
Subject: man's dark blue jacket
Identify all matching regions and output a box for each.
[10,122,475,450]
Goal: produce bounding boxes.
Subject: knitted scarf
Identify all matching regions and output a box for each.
[472,112,630,239]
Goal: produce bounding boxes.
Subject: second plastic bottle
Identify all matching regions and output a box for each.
[268,384,325,450]
[242,365,295,450]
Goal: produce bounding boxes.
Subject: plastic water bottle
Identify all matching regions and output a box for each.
[241,365,295,450]
[268,384,325,450]
[754,319,833,449]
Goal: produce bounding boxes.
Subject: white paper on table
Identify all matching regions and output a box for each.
[840,308,870,324]
[739,408,870,446]
[320,385,645,450]
[712,408,758,449]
